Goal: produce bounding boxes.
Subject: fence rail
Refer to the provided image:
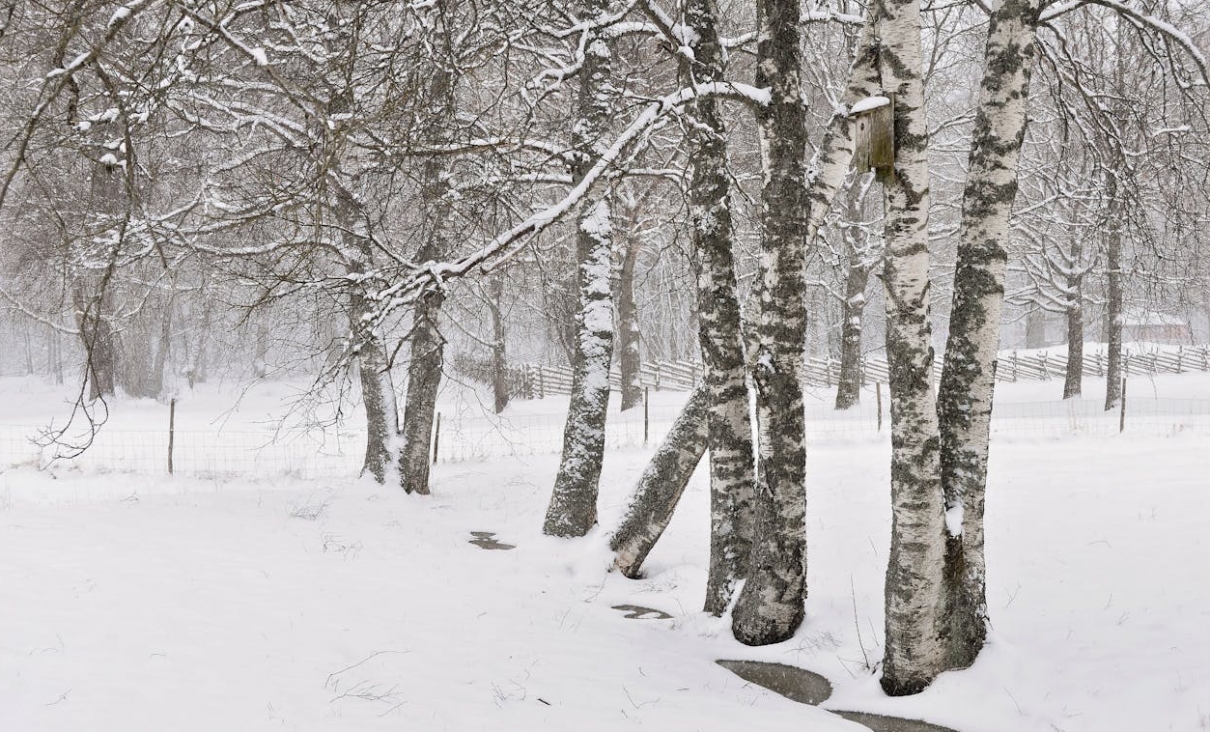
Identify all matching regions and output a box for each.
[456,345,1210,397]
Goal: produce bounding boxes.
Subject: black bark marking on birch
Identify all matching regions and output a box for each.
[610,385,710,577]
[715,660,832,706]
[936,0,1039,672]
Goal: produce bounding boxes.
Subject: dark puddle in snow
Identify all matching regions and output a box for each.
[716,660,832,706]
[611,604,673,620]
[832,711,960,732]
[468,531,515,551]
[714,660,959,732]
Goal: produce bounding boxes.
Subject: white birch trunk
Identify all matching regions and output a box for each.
[936,0,1041,672]
[874,0,946,696]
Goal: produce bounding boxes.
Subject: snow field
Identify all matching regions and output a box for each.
[2,418,1207,731]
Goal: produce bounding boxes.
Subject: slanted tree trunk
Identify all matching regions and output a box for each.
[616,230,643,412]
[1063,239,1085,399]
[835,175,876,410]
[936,0,1040,673]
[611,385,710,576]
[875,0,947,696]
[679,0,756,616]
[488,274,510,414]
[543,2,616,537]
[730,0,809,647]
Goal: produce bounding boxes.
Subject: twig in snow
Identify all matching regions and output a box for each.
[45,689,70,706]
[324,650,410,691]
[850,576,872,672]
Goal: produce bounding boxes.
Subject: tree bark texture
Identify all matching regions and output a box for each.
[488,274,510,414]
[835,175,876,410]
[610,385,710,577]
[1063,238,1085,399]
[875,0,946,696]
[399,278,446,495]
[679,0,756,617]
[544,6,616,537]
[399,64,455,496]
[335,182,400,484]
[936,0,1040,673]
[617,230,643,412]
[1104,185,1124,411]
[730,0,809,647]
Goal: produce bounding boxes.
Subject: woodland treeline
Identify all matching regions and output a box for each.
[0,0,1207,697]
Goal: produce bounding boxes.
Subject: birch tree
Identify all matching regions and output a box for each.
[660,0,758,616]
[729,0,810,647]
[543,0,619,536]
[874,0,947,695]
[936,0,1041,671]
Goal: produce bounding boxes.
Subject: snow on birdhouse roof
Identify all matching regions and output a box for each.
[849,96,891,116]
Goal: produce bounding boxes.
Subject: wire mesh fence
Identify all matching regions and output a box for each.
[2,394,1207,480]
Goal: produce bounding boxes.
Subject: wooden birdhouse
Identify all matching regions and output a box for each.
[851,94,895,183]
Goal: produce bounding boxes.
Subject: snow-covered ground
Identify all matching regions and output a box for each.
[1,372,1208,731]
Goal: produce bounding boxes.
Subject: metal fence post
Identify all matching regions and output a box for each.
[876,382,883,433]
[643,387,650,447]
[432,412,441,464]
[168,398,176,475]
[1119,379,1127,433]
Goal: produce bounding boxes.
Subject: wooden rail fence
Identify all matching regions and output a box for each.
[454,345,1210,397]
